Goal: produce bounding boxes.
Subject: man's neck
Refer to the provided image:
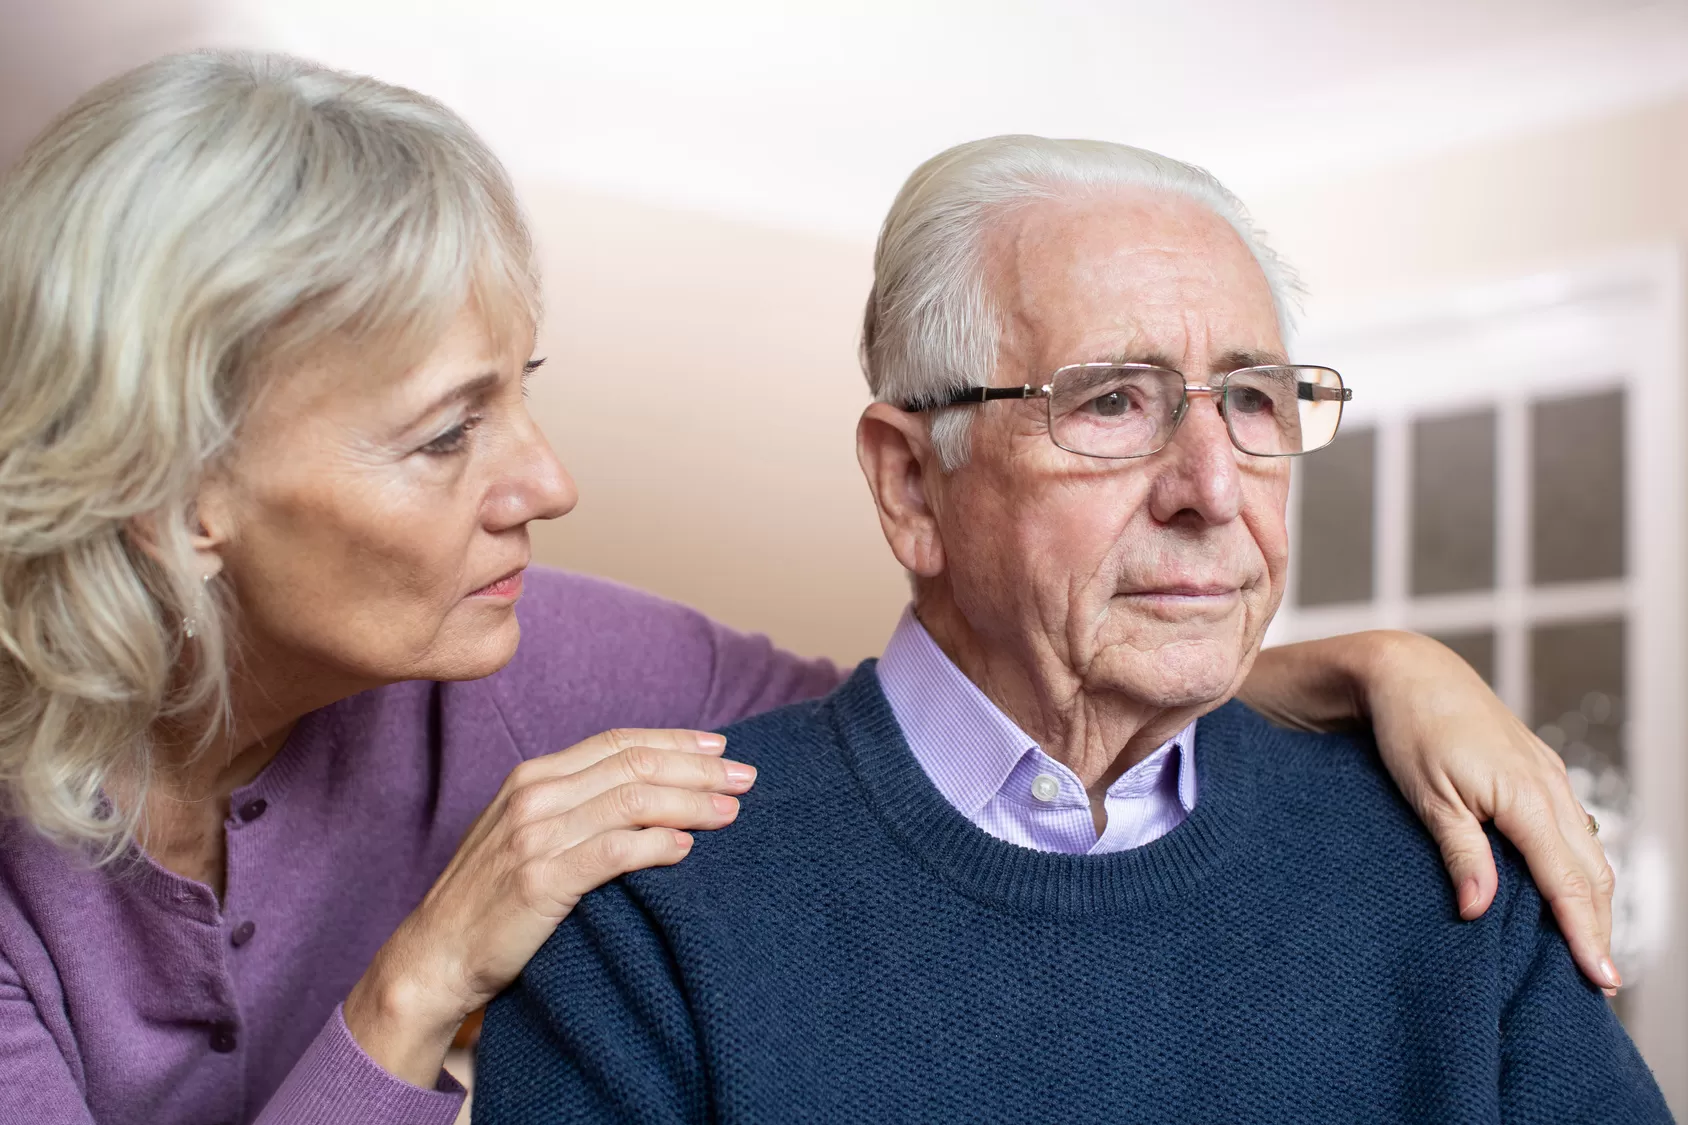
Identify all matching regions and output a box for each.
[913,591,1209,794]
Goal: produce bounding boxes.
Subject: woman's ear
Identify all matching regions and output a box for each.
[855,403,947,579]
[188,476,233,581]
[126,478,231,581]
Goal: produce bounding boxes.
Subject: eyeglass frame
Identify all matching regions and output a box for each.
[902,361,1353,460]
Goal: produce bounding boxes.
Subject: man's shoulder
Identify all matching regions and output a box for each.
[1205,699,1413,823]
[705,684,861,817]
[611,675,882,898]
[1207,700,1541,926]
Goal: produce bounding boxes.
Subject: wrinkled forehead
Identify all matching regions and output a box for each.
[245,293,534,430]
[993,188,1284,377]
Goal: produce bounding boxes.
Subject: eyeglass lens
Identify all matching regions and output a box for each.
[1047,365,1345,458]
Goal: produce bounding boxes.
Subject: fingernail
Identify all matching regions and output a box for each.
[1602,958,1622,989]
[711,794,740,816]
[723,762,757,786]
[672,831,694,850]
[696,733,727,751]
[1602,987,1619,999]
[1457,879,1480,917]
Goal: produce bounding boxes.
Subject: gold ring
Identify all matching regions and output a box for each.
[1587,814,1600,837]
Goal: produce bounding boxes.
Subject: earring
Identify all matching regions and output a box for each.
[182,573,213,640]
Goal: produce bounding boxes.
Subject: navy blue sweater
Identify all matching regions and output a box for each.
[476,664,1669,1123]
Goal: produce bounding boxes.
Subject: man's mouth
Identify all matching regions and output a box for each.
[1115,584,1243,617]
[1124,585,1237,599]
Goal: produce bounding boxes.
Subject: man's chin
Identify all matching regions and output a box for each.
[1088,636,1247,712]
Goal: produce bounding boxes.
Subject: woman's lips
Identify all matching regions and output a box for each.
[469,569,525,599]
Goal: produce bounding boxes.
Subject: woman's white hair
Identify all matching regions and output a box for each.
[859,134,1304,469]
[0,51,538,859]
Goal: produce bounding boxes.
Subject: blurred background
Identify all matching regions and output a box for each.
[6,0,1687,1110]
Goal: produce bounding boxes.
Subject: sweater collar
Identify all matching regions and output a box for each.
[826,661,1261,919]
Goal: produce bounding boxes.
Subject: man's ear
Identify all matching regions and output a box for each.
[856,403,947,579]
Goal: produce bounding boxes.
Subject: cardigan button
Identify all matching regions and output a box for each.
[230,921,256,948]
[208,1023,238,1053]
[237,798,268,823]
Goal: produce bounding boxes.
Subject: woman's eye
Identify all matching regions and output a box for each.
[420,414,482,456]
[522,357,546,399]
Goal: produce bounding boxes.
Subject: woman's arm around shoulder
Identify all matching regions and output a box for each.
[1241,629,1620,993]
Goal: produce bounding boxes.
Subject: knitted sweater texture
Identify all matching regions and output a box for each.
[476,664,1670,1124]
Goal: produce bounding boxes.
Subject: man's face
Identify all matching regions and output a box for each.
[930,188,1291,711]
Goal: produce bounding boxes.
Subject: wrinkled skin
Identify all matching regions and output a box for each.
[856,187,1618,992]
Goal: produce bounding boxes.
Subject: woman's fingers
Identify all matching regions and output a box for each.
[1489,785,1620,994]
[1421,795,1501,921]
[503,745,756,827]
[1545,766,1620,990]
[539,827,701,904]
[508,727,728,790]
[511,782,743,860]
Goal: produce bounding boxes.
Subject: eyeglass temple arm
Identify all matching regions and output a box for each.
[911,381,1351,411]
[907,385,1043,411]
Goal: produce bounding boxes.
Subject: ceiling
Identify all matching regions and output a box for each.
[10,0,1688,238]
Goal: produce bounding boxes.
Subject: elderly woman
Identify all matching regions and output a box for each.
[0,53,1612,1125]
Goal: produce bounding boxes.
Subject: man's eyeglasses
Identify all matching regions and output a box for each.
[904,363,1352,460]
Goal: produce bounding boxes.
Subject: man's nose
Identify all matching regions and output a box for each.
[484,414,578,531]
[1145,392,1242,526]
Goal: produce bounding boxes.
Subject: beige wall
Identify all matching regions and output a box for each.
[522,187,901,662]
[518,94,1688,664]
[0,0,215,166]
[1256,95,1688,303]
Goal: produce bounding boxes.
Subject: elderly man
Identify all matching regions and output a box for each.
[474,137,1668,1123]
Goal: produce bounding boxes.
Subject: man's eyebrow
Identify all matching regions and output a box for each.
[1216,348,1288,371]
[1090,349,1288,373]
[1096,350,1181,369]
[412,371,500,423]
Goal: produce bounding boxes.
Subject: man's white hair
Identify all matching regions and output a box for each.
[859,134,1304,470]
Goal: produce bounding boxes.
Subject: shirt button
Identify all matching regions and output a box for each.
[1031,774,1061,803]
[208,1023,238,1053]
[230,921,256,948]
[237,798,268,823]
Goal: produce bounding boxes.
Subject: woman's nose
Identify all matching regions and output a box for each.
[486,418,577,531]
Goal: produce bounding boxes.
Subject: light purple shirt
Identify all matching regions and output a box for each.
[877,608,1197,855]
[0,569,842,1125]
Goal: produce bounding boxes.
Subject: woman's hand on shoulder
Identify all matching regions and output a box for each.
[343,728,755,1087]
[1242,630,1619,995]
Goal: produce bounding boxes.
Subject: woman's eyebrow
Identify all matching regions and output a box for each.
[411,371,500,424]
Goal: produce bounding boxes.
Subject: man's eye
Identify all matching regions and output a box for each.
[1085,391,1132,418]
[1229,387,1274,414]
[420,414,481,456]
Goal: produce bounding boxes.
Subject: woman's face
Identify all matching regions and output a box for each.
[201,303,575,694]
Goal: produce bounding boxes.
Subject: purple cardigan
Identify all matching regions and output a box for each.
[0,569,841,1125]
